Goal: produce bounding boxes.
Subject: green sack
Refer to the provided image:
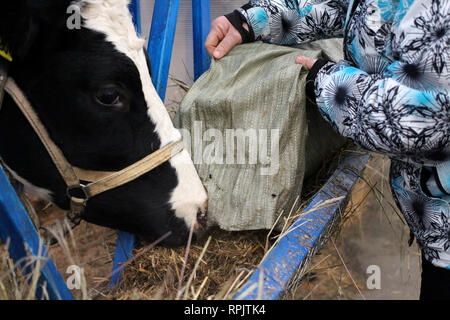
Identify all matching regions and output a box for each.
[177,40,346,231]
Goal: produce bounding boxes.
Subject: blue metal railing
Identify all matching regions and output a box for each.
[235,152,370,299]
[0,166,73,300]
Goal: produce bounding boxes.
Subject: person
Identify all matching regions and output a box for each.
[205,0,449,299]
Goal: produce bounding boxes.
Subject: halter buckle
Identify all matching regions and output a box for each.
[67,184,89,226]
[67,183,90,202]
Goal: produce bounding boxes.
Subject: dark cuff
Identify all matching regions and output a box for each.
[225,10,255,43]
[305,59,330,104]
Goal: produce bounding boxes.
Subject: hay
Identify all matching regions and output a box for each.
[109,228,268,300]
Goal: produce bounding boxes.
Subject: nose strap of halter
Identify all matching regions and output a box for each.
[3,77,184,221]
[73,140,184,198]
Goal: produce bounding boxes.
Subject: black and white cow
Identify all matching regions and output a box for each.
[0,0,208,246]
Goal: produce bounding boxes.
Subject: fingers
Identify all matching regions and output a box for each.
[295,55,318,70]
[205,31,221,57]
[205,16,242,60]
[295,56,305,65]
[213,31,242,59]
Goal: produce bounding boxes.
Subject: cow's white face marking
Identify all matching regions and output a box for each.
[80,0,207,228]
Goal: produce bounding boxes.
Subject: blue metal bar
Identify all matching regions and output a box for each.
[0,165,73,300]
[147,0,181,101]
[110,231,136,288]
[129,0,142,35]
[111,1,182,288]
[235,152,371,300]
[109,2,144,288]
[192,0,211,80]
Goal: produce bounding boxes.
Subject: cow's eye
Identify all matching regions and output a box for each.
[95,87,121,107]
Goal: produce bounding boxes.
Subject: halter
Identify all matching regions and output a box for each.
[0,58,184,225]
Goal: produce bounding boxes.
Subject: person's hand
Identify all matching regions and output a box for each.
[205,16,249,60]
[295,55,317,70]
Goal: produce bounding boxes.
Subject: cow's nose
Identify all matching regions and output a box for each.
[195,202,208,230]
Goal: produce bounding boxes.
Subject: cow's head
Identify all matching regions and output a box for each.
[0,0,208,246]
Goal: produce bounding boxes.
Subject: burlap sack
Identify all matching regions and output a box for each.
[177,39,346,231]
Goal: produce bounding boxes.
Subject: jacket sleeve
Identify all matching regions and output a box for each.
[308,0,450,166]
[229,0,349,45]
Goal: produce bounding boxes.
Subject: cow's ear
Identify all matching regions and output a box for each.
[0,2,38,62]
[0,1,73,62]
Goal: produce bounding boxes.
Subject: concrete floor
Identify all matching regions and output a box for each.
[292,155,421,300]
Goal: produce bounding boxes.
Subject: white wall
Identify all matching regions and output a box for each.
[139,0,248,108]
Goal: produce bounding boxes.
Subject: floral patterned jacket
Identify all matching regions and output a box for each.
[227,0,450,269]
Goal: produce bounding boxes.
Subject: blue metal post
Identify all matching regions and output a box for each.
[110,231,136,288]
[148,0,181,101]
[110,1,144,288]
[111,0,213,288]
[0,165,73,300]
[192,0,211,80]
[111,1,182,288]
[129,0,142,35]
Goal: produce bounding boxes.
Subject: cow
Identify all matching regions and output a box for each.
[0,0,208,247]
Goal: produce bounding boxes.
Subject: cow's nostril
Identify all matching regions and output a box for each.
[196,207,208,229]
